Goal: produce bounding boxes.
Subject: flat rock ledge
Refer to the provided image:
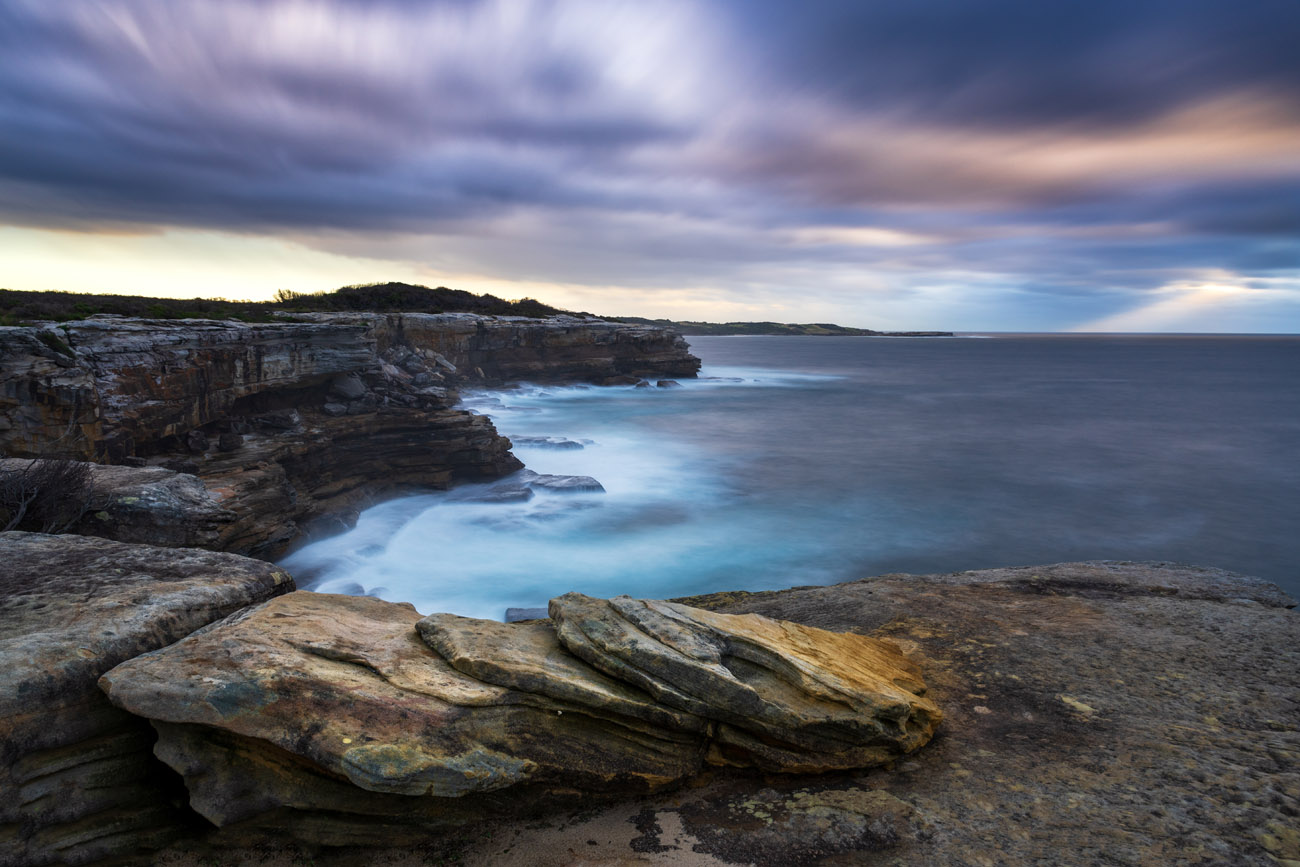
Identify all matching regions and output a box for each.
[99,591,939,848]
[0,532,293,867]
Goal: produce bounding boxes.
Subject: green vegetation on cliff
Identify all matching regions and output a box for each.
[0,282,582,325]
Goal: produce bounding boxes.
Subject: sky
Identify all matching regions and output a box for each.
[1,0,1298,331]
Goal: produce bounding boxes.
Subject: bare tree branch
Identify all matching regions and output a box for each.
[0,459,99,534]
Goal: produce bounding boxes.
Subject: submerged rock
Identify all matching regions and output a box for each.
[509,435,585,450]
[449,483,536,504]
[0,532,292,867]
[460,469,606,502]
[518,469,605,493]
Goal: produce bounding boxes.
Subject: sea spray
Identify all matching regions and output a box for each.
[283,366,847,619]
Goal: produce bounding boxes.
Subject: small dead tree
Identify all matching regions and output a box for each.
[0,458,98,533]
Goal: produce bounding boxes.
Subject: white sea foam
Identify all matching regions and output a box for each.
[282,366,842,620]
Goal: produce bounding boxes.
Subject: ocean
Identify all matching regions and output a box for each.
[282,334,1300,617]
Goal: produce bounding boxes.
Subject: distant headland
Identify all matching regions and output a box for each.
[615,317,954,337]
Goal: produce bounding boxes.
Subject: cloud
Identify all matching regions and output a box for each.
[0,0,1297,329]
[1072,276,1300,332]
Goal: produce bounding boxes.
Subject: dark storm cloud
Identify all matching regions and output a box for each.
[0,0,692,230]
[0,0,1296,322]
[720,0,1300,128]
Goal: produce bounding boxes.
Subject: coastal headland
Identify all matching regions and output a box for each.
[616,317,954,337]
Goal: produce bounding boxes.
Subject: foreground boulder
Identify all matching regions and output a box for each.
[546,593,940,772]
[0,532,292,867]
[99,591,939,846]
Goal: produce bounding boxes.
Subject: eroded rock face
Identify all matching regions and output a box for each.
[199,406,522,557]
[0,314,694,557]
[0,532,293,867]
[547,594,941,772]
[0,314,699,461]
[0,329,102,459]
[98,591,937,847]
[64,318,377,461]
[2,403,522,559]
[345,312,702,384]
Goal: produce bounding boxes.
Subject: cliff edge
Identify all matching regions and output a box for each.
[0,313,699,556]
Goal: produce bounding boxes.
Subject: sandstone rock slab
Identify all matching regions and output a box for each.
[417,614,706,734]
[99,588,940,848]
[0,532,292,867]
[100,592,709,845]
[548,593,942,772]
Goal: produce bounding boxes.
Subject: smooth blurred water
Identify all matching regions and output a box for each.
[283,334,1300,617]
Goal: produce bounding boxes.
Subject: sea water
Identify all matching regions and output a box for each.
[282,334,1300,617]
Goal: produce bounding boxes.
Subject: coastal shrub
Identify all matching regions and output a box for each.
[0,459,98,533]
[0,283,596,323]
[35,330,75,357]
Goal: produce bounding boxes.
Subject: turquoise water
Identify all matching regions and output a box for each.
[283,335,1300,617]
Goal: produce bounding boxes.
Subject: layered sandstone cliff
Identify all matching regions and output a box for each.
[0,313,699,461]
[0,313,698,556]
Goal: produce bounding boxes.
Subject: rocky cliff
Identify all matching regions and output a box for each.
[0,313,699,462]
[0,313,698,556]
